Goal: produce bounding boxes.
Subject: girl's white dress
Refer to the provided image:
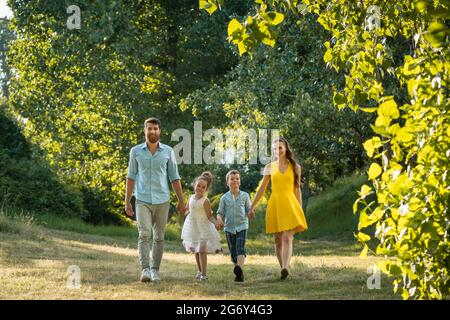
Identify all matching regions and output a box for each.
[181,195,222,253]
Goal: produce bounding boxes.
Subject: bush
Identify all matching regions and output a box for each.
[0,148,86,218]
[0,108,86,219]
[301,172,371,240]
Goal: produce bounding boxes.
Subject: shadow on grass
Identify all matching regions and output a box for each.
[157,258,398,300]
[0,228,396,299]
[246,238,361,257]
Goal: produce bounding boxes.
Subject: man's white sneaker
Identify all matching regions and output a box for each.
[195,271,202,280]
[150,269,161,282]
[140,268,152,282]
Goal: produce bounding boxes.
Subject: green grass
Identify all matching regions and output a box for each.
[301,172,369,240]
[1,171,369,243]
[0,173,399,299]
[0,207,36,236]
[0,205,183,241]
[0,208,398,300]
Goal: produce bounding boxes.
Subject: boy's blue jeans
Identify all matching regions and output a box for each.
[225,230,247,264]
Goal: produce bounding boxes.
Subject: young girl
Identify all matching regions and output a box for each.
[181,171,222,281]
[249,137,308,280]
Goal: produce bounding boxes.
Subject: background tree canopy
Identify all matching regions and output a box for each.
[200,0,450,300]
[2,0,373,221]
[0,0,448,299]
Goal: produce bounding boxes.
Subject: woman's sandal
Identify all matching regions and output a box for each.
[280,268,289,280]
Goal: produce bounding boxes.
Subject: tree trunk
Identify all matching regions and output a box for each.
[302,170,310,214]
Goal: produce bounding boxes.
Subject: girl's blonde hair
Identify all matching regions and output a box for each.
[193,171,213,189]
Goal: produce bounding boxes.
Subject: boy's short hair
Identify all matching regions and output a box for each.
[226,170,240,183]
[144,117,161,129]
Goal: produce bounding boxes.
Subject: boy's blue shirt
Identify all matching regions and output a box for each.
[216,190,251,234]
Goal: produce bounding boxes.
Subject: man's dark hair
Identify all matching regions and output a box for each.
[144,117,161,129]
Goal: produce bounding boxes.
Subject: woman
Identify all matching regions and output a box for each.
[249,137,308,280]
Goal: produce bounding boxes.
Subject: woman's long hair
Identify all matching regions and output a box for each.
[273,137,300,189]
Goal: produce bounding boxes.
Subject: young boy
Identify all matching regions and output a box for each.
[216,170,251,282]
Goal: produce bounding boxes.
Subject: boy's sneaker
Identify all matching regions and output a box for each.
[140,268,152,282]
[150,269,161,282]
[234,265,244,282]
[195,271,202,280]
[198,275,208,281]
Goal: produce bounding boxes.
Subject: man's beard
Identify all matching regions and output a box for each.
[148,135,159,143]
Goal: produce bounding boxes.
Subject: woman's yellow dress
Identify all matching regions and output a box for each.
[265,161,308,234]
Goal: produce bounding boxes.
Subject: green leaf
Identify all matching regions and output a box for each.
[403,55,423,76]
[199,0,218,15]
[363,139,375,157]
[237,41,247,55]
[407,78,417,97]
[359,184,373,198]
[324,49,332,62]
[297,3,308,15]
[363,137,381,157]
[378,98,399,119]
[360,107,377,113]
[424,22,449,48]
[375,115,391,128]
[402,289,410,300]
[370,125,390,137]
[264,12,285,26]
[376,261,390,274]
[360,245,369,259]
[332,91,347,111]
[228,19,244,38]
[358,210,370,230]
[359,207,383,229]
[356,232,371,242]
[390,264,403,276]
[368,163,382,180]
[262,36,276,47]
[396,127,414,143]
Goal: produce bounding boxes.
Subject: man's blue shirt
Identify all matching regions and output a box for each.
[127,142,180,204]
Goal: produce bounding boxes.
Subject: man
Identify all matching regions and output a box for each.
[125,117,186,282]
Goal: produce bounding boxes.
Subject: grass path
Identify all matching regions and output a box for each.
[0,221,397,300]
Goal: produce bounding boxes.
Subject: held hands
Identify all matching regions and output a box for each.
[214,220,222,230]
[177,201,188,215]
[215,216,224,230]
[126,201,188,217]
[248,207,256,220]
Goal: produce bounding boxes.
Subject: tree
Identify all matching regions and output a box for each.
[182,10,374,206]
[5,0,248,223]
[201,0,450,299]
[0,18,14,99]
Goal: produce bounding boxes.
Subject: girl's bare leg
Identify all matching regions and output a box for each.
[274,233,283,268]
[195,253,201,273]
[199,252,208,276]
[281,230,295,269]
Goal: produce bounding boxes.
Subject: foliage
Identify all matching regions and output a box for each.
[0,105,85,218]
[201,0,450,299]
[303,172,370,240]
[5,0,248,224]
[0,18,14,99]
[183,9,374,201]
